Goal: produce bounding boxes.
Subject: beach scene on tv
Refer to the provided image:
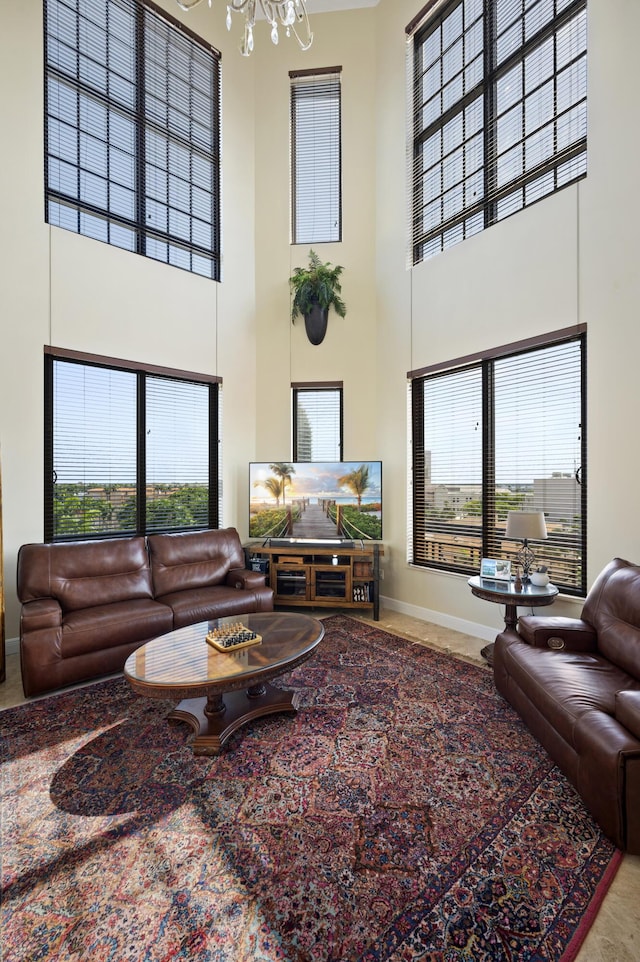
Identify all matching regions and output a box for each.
[249,462,382,542]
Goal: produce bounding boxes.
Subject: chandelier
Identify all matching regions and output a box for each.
[176,0,313,56]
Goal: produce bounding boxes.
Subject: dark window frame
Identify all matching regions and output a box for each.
[409,0,587,264]
[44,347,221,542]
[409,327,587,596]
[44,0,221,279]
[290,67,342,246]
[292,382,344,462]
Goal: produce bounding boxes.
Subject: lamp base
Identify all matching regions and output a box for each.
[515,540,535,582]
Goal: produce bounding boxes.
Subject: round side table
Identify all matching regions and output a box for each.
[468,576,559,666]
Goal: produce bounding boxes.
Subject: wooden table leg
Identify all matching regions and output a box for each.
[481,602,519,667]
[504,602,519,631]
[169,683,299,756]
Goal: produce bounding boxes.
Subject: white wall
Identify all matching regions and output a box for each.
[1,0,639,652]
[253,9,379,464]
[373,0,640,634]
[0,0,258,638]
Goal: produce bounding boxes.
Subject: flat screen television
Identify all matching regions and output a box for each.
[249,461,382,543]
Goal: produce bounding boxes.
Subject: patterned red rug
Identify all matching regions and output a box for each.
[1,615,621,961]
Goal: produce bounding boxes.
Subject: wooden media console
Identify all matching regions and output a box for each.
[245,542,383,620]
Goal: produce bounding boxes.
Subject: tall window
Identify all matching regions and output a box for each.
[290,68,342,245]
[409,0,587,263]
[410,329,586,595]
[293,384,343,461]
[44,0,221,279]
[45,349,221,541]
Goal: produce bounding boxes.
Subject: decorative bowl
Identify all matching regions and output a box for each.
[530,571,550,587]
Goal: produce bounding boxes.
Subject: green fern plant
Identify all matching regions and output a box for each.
[289,250,347,323]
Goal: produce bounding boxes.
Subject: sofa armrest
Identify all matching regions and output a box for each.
[615,691,640,742]
[21,598,63,633]
[517,615,598,652]
[225,567,267,590]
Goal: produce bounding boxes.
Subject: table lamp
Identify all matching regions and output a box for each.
[505,511,547,582]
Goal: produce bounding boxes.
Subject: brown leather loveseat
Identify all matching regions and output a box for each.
[493,557,640,853]
[17,527,273,697]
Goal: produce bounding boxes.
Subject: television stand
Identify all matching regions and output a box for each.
[268,537,355,550]
[245,542,383,620]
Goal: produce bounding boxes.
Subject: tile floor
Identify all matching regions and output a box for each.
[1,609,638,960]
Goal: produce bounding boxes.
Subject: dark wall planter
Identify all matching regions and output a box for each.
[303,303,329,345]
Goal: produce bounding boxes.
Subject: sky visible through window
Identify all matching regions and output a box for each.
[53,362,209,486]
[423,341,582,486]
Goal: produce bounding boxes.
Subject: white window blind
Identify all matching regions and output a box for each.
[410,330,586,594]
[293,385,343,461]
[410,0,587,263]
[290,69,342,245]
[51,361,138,538]
[44,0,221,279]
[45,351,220,540]
[145,376,211,531]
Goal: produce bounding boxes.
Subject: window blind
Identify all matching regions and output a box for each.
[413,366,484,571]
[44,0,221,279]
[290,69,342,245]
[145,375,211,531]
[293,384,343,461]
[45,350,220,541]
[410,331,586,595]
[49,360,138,538]
[410,0,587,263]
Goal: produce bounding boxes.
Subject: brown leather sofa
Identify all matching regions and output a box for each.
[17,527,273,697]
[493,557,640,853]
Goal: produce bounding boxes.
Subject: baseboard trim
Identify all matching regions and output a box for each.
[5,636,19,657]
[4,602,497,662]
[379,594,496,643]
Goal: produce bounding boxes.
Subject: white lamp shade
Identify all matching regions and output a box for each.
[505,511,547,541]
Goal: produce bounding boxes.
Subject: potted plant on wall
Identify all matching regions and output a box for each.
[289,249,347,345]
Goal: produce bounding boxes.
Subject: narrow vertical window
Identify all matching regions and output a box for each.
[293,384,343,461]
[290,68,342,245]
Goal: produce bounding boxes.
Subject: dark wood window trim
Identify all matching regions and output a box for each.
[45,346,221,385]
[407,324,586,379]
[292,382,344,462]
[44,0,221,279]
[290,69,342,245]
[410,0,587,264]
[410,330,587,595]
[44,347,220,542]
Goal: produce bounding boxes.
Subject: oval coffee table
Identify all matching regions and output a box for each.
[124,611,324,755]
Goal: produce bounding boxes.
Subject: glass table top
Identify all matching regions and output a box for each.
[468,575,559,601]
[124,611,324,688]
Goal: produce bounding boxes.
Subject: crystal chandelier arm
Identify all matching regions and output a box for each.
[288,4,313,52]
[178,0,312,53]
[176,0,210,10]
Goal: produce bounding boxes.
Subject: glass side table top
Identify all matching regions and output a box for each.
[467,576,559,603]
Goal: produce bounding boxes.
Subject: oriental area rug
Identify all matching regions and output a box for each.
[0,615,621,962]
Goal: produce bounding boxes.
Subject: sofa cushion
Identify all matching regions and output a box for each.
[18,538,154,613]
[157,585,273,628]
[62,599,174,658]
[616,691,640,741]
[148,528,246,598]
[581,557,640,677]
[496,634,640,749]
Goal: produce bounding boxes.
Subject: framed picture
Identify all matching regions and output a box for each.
[480,558,512,581]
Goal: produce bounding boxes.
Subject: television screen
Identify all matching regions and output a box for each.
[249,461,382,542]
